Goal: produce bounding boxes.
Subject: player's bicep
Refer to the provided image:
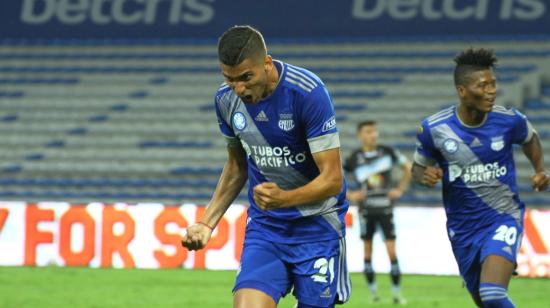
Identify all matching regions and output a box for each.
[215,98,236,139]
[414,121,437,167]
[511,109,536,145]
[401,160,413,175]
[312,148,342,179]
[302,87,339,139]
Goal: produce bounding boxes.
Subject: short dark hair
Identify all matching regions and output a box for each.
[357,120,377,132]
[218,25,267,66]
[453,48,498,86]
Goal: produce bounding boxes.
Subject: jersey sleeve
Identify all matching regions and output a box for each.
[300,86,340,154]
[511,109,536,145]
[214,96,240,147]
[413,120,438,167]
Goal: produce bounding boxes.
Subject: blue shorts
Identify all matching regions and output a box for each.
[451,217,523,295]
[233,237,351,307]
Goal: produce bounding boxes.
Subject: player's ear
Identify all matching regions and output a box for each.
[456,85,466,99]
[264,55,272,71]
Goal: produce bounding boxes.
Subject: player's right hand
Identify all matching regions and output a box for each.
[532,171,549,192]
[422,166,443,187]
[181,223,213,251]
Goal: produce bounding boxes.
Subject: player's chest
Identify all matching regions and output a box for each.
[436,128,512,163]
[230,103,304,147]
[354,152,393,171]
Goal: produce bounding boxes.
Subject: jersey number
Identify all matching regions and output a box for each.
[492,225,517,246]
[312,257,335,283]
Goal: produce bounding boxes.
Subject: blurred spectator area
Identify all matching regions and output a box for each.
[0,37,549,206]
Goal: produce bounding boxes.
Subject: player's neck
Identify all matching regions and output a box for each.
[457,104,487,127]
[362,145,376,152]
[262,62,280,99]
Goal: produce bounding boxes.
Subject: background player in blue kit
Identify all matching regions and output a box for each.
[181,26,351,308]
[344,120,410,304]
[412,48,549,307]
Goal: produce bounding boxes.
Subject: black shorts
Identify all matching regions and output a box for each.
[359,210,396,241]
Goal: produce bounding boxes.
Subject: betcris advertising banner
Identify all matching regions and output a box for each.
[0,0,549,39]
[1,202,550,277]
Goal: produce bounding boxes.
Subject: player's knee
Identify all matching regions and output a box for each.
[233,288,277,308]
[479,283,515,308]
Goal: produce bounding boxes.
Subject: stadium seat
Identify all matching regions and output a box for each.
[0,38,549,205]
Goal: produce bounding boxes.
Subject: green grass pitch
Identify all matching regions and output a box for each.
[0,267,547,307]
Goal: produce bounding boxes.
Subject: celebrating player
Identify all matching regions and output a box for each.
[412,48,549,307]
[344,120,410,304]
[181,25,351,308]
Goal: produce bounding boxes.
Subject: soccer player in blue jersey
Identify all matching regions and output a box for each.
[181,25,351,308]
[412,48,549,308]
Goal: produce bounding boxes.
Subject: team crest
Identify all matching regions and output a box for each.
[278,113,295,131]
[232,112,247,131]
[491,136,505,151]
[443,138,459,154]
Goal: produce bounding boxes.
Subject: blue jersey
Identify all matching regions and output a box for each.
[414,105,535,245]
[214,60,348,244]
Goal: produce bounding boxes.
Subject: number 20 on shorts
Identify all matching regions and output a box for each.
[492,225,518,246]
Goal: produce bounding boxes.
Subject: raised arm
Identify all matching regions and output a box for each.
[522,133,549,191]
[182,144,248,251]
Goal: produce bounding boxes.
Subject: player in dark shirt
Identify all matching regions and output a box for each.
[344,120,411,304]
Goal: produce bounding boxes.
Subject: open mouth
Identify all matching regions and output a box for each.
[241,95,253,103]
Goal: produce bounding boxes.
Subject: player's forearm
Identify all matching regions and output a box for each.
[201,162,248,228]
[284,170,342,207]
[522,133,546,173]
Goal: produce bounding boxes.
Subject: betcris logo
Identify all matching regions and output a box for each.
[20,0,215,25]
[352,0,546,21]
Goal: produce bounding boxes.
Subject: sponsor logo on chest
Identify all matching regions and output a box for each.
[448,162,507,183]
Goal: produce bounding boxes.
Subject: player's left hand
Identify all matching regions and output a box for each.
[531,171,549,192]
[253,182,289,210]
[387,188,404,200]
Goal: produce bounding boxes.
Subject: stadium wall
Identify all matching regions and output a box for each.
[1,0,550,39]
[1,202,549,278]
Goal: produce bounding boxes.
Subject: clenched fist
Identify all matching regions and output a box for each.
[422,166,443,187]
[181,223,213,251]
[532,172,549,192]
[253,182,289,210]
